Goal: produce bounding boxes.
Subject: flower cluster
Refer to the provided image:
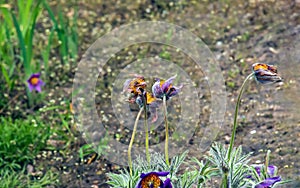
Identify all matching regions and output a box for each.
[123,74,182,122]
[108,63,290,188]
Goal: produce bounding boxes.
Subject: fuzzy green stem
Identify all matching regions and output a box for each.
[128,108,143,176]
[227,72,254,160]
[142,94,150,163]
[163,95,170,166]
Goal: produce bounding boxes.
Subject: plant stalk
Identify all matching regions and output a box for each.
[142,93,150,163]
[227,72,254,160]
[128,108,143,176]
[163,95,170,166]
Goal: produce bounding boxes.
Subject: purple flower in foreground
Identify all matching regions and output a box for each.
[252,165,278,177]
[27,73,45,92]
[152,75,182,100]
[136,171,172,188]
[252,165,281,188]
[255,176,281,188]
[162,178,172,188]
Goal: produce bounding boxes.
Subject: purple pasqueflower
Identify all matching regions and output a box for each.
[254,176,281,188]
[152,75,182,100]
[136,171,172,188]
[27,73,45,92]
[251,165,281,188]
[252,165,278,177]
[252,63,282,84]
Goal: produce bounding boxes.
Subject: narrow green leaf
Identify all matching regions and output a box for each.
[11,11,30,77]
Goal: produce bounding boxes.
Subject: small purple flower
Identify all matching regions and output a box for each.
[252,165,278,177]
[27,73,45,92]
[251,165,281,188]
[136,171,172,188]
[255,176,281,188]
[162,178,172,188]
[152,75,182,100]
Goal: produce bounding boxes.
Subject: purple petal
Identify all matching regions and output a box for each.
[253,165,263,176]
[163,178,172,188]
[35,85,42,93]
[153,171,169,177]
[167,85,183,98]
[161,75,176,93]
[35,80,45,92]
[27,82,34,92]
[165,75,177,83]
[267,165,277,177]
[31,73,41,77]
[136,172,169,188]
[123,79,132,92]
[140,171,169,178]
[135,95,143,108]
[27,73,41,82]
[38,79,45,86]
[152,81,163,98]
[254,69,282,84]
[255,176,281,188]
[140,173,147,178]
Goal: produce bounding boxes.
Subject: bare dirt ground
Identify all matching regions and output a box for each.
[29,1,300,187]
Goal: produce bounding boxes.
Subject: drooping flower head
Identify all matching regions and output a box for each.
[123,75,159,122]
[152,75,182,100]
[27,73,45,92]
[136,171,172,188]
[252,63,282,84]
[123,74,147,95]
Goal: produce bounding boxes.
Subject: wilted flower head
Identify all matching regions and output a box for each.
[27,73,44,92]
[136,171,172,188]
[123,75,147,95]
[152,75,182,100]
[252,63,282,84]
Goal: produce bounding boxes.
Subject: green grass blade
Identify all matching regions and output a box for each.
[11,11,30,77]
[58,7,68,62]
[42,27,55,75]
[24,0,42,68]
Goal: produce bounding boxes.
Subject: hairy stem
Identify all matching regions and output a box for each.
[163,95,170,166]
[227,72,254,160]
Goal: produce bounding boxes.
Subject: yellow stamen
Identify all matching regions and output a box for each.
[253,63,268,71]
[141,174,161,188]
[30,77,39,85]
[146,93,156,104]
